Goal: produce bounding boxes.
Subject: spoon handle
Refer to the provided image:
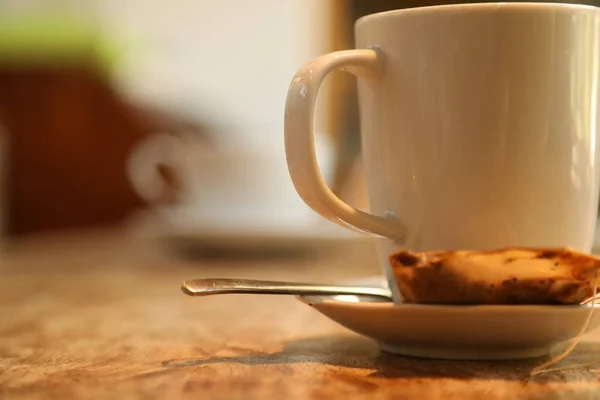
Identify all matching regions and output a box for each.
[181,278,391,299]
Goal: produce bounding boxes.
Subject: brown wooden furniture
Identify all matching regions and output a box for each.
[0,65,209,237]
[0,66,148,236]
[2,228,600,399]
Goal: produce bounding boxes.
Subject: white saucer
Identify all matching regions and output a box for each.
[298,277,600,360]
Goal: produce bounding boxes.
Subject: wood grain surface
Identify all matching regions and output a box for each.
[2,228,600,399]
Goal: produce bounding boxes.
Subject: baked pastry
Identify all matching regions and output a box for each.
[389,248,600,305]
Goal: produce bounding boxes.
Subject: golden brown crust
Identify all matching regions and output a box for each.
[389,247,600,305]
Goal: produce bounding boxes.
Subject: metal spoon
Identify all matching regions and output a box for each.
[181,279,600,306]
[181,278,393,302]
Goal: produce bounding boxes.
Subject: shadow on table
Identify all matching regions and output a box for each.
[161,334,600,383]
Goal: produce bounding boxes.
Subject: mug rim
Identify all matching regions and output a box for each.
[356,2,600,28]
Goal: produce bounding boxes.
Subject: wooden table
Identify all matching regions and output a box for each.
[2,228,600,399]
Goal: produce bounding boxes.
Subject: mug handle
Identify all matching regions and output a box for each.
[285,48,407,242]
[126,133,183,204]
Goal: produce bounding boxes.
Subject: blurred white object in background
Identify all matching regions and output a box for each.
[124,129,358,252]
[127,129,334,220]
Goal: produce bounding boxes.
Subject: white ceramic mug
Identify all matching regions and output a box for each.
[285,3,600,297]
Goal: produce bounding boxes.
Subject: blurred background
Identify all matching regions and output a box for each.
[1,0,600,256]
